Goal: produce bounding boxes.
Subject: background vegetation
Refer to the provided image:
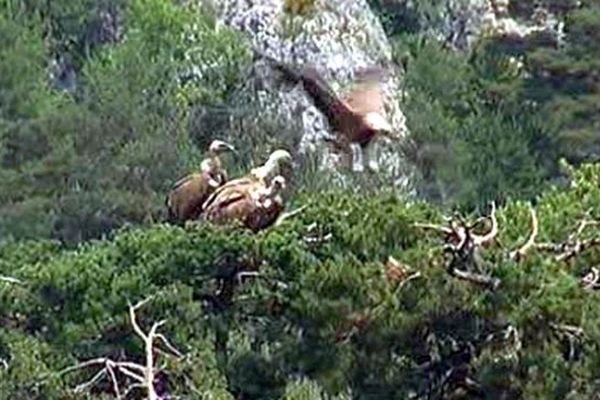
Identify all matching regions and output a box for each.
[1,0,599,398]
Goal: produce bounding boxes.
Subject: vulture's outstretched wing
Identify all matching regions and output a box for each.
[342,67,388,117]
[261,54,354,125]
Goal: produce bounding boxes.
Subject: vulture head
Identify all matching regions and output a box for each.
[208,139,237,156]
[165,139,236,225]
[201,139,237,177]
[251,149,293,182]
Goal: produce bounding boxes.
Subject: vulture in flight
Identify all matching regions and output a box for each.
[165,139,236,224]
[259,52,395,172]
[200,149,293,232]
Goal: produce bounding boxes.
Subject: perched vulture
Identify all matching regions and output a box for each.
[202,149,293,206]
[202,175,287,233]
[259,52,395,171]
[165,139,236,224]
[200,149,293,232]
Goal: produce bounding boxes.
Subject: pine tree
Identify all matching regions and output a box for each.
[519,3,600,164]
[0,0,250,244]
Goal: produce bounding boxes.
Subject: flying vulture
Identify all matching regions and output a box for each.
[259,52,395,172]
[200,149,293,232]
[165,139,236,224]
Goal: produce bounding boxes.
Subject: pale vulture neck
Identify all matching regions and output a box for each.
[201,152,221,173]
[251,161,279,182]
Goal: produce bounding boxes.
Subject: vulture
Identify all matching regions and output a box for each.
[165,139,236,224]
[202,175,287,233]
[203,149,293,201]
[259,52,395,172]
[200,149,293,232]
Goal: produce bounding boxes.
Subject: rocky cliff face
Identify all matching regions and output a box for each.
[370,0,564,51]
[204,0,414,187]
[421,0,564,50]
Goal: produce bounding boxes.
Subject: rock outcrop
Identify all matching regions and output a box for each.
[371,0,565,52]
[204,0,414,187]
[429,0,565,50]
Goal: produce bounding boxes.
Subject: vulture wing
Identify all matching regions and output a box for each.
[264,56,355,127]
[202,184,253,225]
[342,67,388,117]
[169,173,198,192]
[165,172,210,223]
[202,177,256,211]
[207,190,246,212]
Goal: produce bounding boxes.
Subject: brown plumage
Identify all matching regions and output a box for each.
[165,140,236,224]
[202,175,287,233]
[259,52,395,171]
[202,149,293,209]
[199,149,292,232]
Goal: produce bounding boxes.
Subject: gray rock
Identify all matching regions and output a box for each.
[204,0,415,189]
[430,0,565,51]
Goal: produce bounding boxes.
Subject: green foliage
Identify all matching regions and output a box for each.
[1,2,600,397]
[1,0,126,68]
[477,1,600,165]
[0,163,598,399]
[386,1,600,212]
[0,0,250,244]
[368,0,450,36]
[394,36,555,211]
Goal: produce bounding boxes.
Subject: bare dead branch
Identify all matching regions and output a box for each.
[274,205,307,226]
[53,297,182,400]
[303,232,333,244]
[123,383,146,398]
[116,364,144,382]
[509,206,538,261]
[0,275,23,285]
[556,239,600,262]
[415,203,500,288]
[397,271,422,290]
[156,334,184,358]
[571,218,599,241]
[414,202,497,247]
[73,368,107,395]
[448,267,500,290]
[550,322,585,338]
[506,207,599,263]
[412,222,455,236]
[581,267,600,290]
[106,363,123,399]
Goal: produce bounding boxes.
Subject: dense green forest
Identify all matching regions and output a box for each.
[1,0,599,399]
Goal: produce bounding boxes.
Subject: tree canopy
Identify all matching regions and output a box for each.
[1,0,599,398]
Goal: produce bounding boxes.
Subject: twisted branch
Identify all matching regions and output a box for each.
[508,208,599,263]
[509,206,538,261]
[414,202,500,289]
[53,297,183,399]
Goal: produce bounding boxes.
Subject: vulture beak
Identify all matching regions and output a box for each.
[273,175,287,190]
[222,143,238,156]
[268,149,293,166]
[210,140,238,155]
